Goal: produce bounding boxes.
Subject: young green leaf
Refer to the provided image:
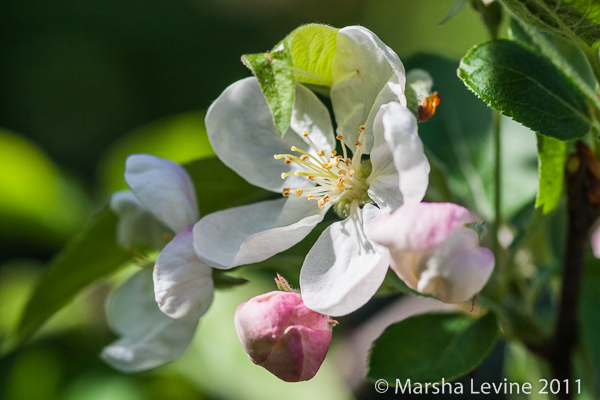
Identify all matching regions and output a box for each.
[14,208,132,345]
[242,42,295,136]
[286,24,338,88]
[535,133,566,214]
[368,312,499,383]
[459,39,593,141]
[502,0,600,46]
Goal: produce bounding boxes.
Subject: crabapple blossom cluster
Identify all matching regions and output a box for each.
[103,25,495,380]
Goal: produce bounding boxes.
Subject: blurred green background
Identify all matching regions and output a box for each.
[0,1,528,399]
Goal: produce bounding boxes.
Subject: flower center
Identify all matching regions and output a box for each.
[274,126,372,218]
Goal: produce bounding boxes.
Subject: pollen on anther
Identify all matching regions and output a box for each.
[358,125,366,133]
[317,149,325,157]
[284,156,292,165]
[336,134,344,141]
[282,187,291,197]
[307,193,314,200]
[296,188,303,197]
[354,140,363,147]
[348,169,355,177]
[307,176,316,181]
[338,169,347,175]
[345,158,351,167]
[302,130,309,137]
[330,150,337,157]
[300,154,308,161]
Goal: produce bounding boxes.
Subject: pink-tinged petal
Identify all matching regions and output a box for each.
[368,202,475,253]
[300,203,390,316]
[102,269,198,372]
[110,190,171,250]
[332,26,406,151]
[125,154,198,233]
[154,227,214,322]
[205,77,332,193]
[592,225,600,258]
[234,290,333,382]
[381,102,430,204]
[193,197,327,269]
[416,229,495,303]
[368,202,494,303]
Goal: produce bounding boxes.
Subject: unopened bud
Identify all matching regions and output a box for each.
[234,290,336,382]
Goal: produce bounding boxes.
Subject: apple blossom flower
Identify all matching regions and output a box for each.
[102,154,213,372]
[368,202,495,303]
[234,275,336,382]
[191,26,430,318]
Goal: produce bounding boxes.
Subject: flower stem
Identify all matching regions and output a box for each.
[492,110,502,265]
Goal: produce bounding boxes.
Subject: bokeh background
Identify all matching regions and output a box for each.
[0,1,542,399]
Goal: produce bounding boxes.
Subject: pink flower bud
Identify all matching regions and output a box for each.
[368,202,494,304]
[234,290,335,382]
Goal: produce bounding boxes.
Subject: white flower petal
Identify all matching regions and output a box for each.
[110,190,172,249]
[193,197,327,269]
[101,269,198,372]
[205,77,333,193]
[367,172,402,214]
[300,203,390,316]
[331,26,406,151]
[125,154,199,233]
[382,102,430,204]
[291,83,336,156]
[154,227,214,322]
[416,228,495,303]
[367,104,402,213]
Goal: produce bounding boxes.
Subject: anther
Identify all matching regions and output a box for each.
[336,134,344,141]
[345,158,351,167]
[358,125,366,133]
[282,187,291,197]
[338,169,347,175]
[307,194,314,200]
[296,188,303,197]
[348,169,355,177]
[300,154,308,161]
[307,176,316,181]
[318,149,325,157]
[354,140,363,147]
[284,155,292,165]
[302,130,309,137]
[330,150,337,157]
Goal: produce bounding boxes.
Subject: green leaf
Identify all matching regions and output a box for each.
[580,255,600,392]
[459,39,593,141]
[242,43,295,136]
[184,157,271,216]
[286,24,338,88]
[212,270,248,290]
[535,133,566,214]
[368,312,499,383]
[440,0,470,25]
[501,0,600,46]
[14,208,132,345]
